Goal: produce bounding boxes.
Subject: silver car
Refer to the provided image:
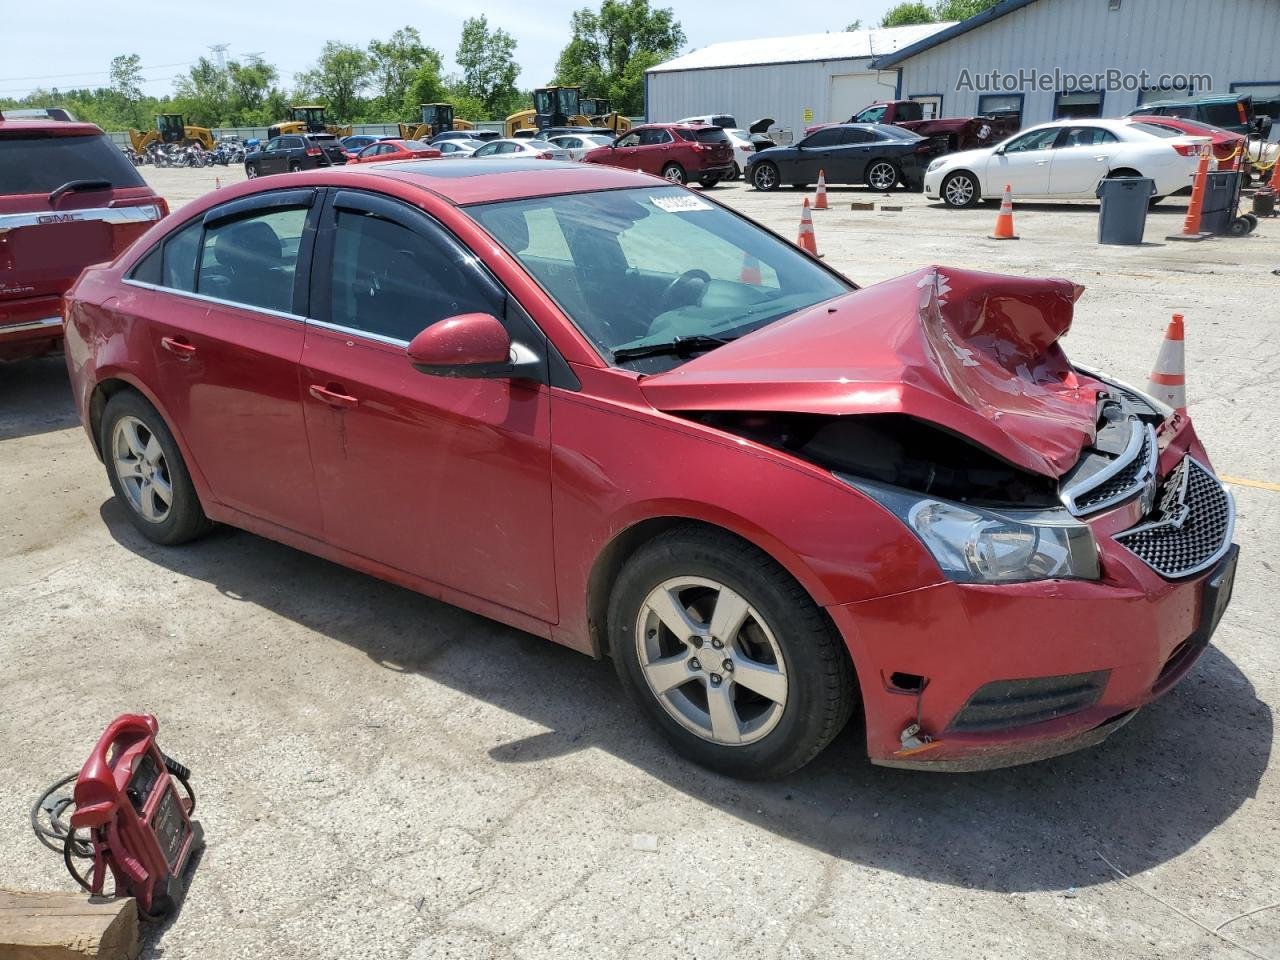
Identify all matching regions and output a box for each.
[434,138,486,157]
[471,138,572,161]
[548,133,615,160]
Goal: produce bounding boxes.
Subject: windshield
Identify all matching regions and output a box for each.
[468,185,851,369]
[855,105,886,123]
[0,134,145,194]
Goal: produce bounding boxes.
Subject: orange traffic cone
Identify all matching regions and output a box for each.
[1169,148,1212,241]
[1269,155,1280,193]
[740,252,762,285]
[1147,314,1187,415]
[814,169,829,210]
[215,176,222,189]
[797,198,818,255]
[990,184,1018,239]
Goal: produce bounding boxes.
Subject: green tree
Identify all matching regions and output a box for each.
[402,59,450,118]
[227,59,278,114]
[880,2,937,26]
[553,0,684,115]
[456,16,520,116]
[172,57,231,126]
[369,26,440,117]
[109,54,143,103]
[295,41,371,122]
[933,0,999,19]
[846,19,863,30]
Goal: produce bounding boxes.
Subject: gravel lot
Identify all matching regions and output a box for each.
[2,162,1277,960]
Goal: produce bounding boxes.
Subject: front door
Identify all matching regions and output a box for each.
[610,131,643,171]
[794,127,847,183]
[985,127,1059,196]
[299,189,557,621]
[258,138,285,174]
[135,188,324,535]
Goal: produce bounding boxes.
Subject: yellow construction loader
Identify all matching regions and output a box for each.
[504,86,594,137]
[397,103,478,141]
[579,97,631,134]
[128,114,215,153]
[267,105,352,140]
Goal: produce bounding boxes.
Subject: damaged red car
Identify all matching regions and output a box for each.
[62,160,1238,778]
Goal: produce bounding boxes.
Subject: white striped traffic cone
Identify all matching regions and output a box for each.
[990,183,1018,239]
[1147,314,1187,415]
[797,198,818,255]
[814,169,829,210]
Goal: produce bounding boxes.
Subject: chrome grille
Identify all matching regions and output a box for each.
[1061,420,1158,516]
[1115,458,1234,579]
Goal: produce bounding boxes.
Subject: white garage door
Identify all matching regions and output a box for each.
[827,73,893,123]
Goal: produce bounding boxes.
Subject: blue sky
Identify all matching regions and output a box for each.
[3,0,903,99]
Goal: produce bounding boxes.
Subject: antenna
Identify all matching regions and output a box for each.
[208,43,230,70]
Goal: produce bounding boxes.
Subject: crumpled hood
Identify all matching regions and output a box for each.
[639,266,1102,478]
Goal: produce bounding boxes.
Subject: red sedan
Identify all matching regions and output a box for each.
[1125,115,1246,165]
[63,159,1237,778]
[347,138,441,164]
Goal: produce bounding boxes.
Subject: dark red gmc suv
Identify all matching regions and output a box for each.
[0,109,167,362]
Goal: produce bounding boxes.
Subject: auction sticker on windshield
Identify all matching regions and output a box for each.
[651,195,713,213]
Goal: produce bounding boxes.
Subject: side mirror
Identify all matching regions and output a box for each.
[994,145,1006,155]
[407,313,542,381]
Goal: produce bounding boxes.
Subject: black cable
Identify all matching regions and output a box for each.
[62,829,95,893]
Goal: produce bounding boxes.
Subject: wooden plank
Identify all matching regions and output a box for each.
[0,891,137,960]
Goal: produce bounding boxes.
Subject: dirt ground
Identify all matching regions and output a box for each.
[1,163,1278,960]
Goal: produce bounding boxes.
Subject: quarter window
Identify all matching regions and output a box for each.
[197,207,308,313]
[328,210,497,342]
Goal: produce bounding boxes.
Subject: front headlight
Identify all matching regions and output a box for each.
[927,158,945,173]
[845,478,1099,584]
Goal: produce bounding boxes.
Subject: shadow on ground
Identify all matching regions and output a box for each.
[0,355,78,442]
[102,502,1271,894]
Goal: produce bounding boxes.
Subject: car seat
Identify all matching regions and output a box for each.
[210,220,292,313]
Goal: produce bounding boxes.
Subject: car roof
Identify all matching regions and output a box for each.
[1143,94,1247,108]
[0,118,105,138]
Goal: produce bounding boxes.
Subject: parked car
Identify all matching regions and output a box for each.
[1124,116,1246,165]
[244,133,347,178]
[63,162,1237,779]
[1127,94,1272,138]
[548,133,614,160]
[471,139,571,161]
[721,129,756,179]
[677,114,738,128]
[924,119,1208,207]
[433,138,486,157]
[347,139,442,164]
[582,123,734,187]
[341,134,390,155]
[813,100,1020,152]
[0,109,167,362]
[431,129,501,144]
[746,123,946,192]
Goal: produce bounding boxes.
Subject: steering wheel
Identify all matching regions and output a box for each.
[657,269,712,315]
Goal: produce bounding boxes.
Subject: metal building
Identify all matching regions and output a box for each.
[644,24,953,140]
[874,0,1280,130]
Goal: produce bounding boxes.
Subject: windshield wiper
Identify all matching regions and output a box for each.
[612,334,736,362]
[48,178,112,205]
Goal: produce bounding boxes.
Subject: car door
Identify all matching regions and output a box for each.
[1049,125,1120,196]
[610,131,643,169]
[831,127,877,183]
[127,188,324,536]
[258,137,284,174]
[793,127,847,183]
[985,127,1060,196]
[299,189,557,621]
[637,128,675,175]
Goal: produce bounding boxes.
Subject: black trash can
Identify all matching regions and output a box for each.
[1096,177,1155,245]
[1200,170,1243,235]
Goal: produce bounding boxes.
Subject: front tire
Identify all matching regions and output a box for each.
[101,391,212,546]
[288,160,302,173]
[608,527,855,779]
[751,162,779,191]
[661,163,686,184]
[941,170,980,208]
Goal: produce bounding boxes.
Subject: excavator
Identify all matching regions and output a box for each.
[267,105,352,140]
[397,103,479,141]
[128,114,215,153]
[578,96,631,134]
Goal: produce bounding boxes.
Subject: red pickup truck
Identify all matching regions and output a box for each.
[810,100,1020,152]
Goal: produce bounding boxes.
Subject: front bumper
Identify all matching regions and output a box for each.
[830,519,1238,771]
[923,166,946,199]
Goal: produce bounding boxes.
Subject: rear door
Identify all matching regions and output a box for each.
[127,188,324,535]
[636,128,674,175]
[299,189,557,620]
[0,131,162,328]
[1049,125,1120,196]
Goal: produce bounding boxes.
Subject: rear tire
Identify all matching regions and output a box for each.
[661,163,686,184]
[698,175,721,188]
[608,526,855,780]
[866,159,900,192]
[101,391,212,546]
[941,170,980,208]
[288,160,302,173]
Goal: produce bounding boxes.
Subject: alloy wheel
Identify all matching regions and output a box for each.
[663,164,685,184]
[634,576,788,745]
[752,164,778,190]
[111,416,173,524]
[868,161,897,191]
[944,173,976,206]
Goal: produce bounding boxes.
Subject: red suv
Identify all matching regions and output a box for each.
[0,109,167,361]
[582,123,734,187]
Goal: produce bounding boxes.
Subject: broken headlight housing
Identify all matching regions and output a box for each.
[842,477,1100,584]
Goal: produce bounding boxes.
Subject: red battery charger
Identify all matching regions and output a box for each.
[32,714,203,919]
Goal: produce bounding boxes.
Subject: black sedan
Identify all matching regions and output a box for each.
[745,123,945,192]
[244,133,347,178]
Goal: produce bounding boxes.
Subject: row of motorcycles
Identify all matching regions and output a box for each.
[124,141,247,168]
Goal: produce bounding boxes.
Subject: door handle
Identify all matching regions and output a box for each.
[1036,159,1050,165]
[309,383,359,409]
[160,336,196,360]
[1094,156,1108,161]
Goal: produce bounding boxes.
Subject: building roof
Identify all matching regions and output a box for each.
[646,23,956,74]
[873,0,1039,68]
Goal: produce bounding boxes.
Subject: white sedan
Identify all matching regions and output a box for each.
[924,118,1209,207]
[471,139,572,161]
[722,129,757,179]
[547,133,614,160]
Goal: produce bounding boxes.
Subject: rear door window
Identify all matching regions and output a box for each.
[197,207,309,313]
[0,133,145,194]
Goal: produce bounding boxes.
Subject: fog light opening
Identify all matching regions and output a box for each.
[888,672,927,693]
